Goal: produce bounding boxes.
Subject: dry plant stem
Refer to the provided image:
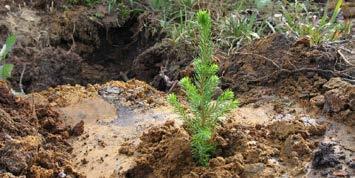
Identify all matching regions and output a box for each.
[234,52,282,69]
[339,47,354,54]
[234,52,354,83]
[67,23,76,54]
[19,64,26,94]
[337,49,354,66]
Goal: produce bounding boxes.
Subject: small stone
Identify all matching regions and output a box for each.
[71,121,84,136]
[321,170,330,176]
[209,157,226,167]
[323,78,349,90]
[349,99,355,111]
[310,95,325,107]
[119,146,134,156]
[349,161,355,169]
[323,89,347,113]
[5,5,10,11]
[333,170,348,177]
[58,172,66,178]
[81,158,88,165]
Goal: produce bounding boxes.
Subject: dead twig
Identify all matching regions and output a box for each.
[234,52,282,69]
[339,47,354,54]
[19,64,26,94]
[168,80,179,93]
[67,23,76,54]
[250,67,354,83]
[234,52,354,83]
[337,49,354,66]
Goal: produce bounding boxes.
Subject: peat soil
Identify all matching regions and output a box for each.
[0,1,354,178]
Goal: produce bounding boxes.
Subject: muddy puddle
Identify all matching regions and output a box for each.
[41,81,172,177]
[60,98,175,177]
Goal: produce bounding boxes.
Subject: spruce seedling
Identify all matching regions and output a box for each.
[168,11,238,166]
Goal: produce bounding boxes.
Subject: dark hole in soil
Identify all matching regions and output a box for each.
[81,16,161,84]
[86,19,138,78]
[9,15,163,92]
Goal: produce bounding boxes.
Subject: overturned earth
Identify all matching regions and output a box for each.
[0,1,354,178]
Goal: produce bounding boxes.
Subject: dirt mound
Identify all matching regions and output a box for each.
[124,121,193,177]
[221,34,351,94]
[121,118,327,177]
[9,47,84,92]
[35,79,165,109]
[131,33,353,104]
[0,81,82,177]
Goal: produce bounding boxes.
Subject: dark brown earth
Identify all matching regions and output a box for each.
[0,81,83,177]
[1,0,161,92]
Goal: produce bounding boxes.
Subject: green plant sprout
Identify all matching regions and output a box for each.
[218,13,266,51]
[168,11,238,166]
[280,0,349,45]
[0,35,16,80]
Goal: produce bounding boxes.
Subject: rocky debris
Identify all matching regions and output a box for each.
[267,120,326,140]
[118,146,135,156]
[320,78,355,125]
[123,121,194,177]
[0,136,41,175]
[310,141,355,177]
[98,80,166,110]
[312,143,340,169]
[39,84,98,107]
[281,134,313,165]
[310,95,325,107]
[37,79,165,111]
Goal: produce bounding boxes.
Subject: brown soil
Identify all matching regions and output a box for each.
[0,81,83,177]
[133,40,198,91]
[45,80,171,177]
[220,34,351,93]
[0,1,354,178]
[1,1,161,92]
[121,117,326,177]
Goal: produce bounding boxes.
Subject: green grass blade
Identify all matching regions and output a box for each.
[0,64,14,79]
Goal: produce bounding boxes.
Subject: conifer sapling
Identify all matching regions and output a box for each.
[167,10,238,166]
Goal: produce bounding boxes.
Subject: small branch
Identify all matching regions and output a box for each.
[67,23,76,54]
[19,64,26,94]
[250,67,354,83]
[233,52,354,83]
[339,47,354,54]
[168,80,179,93]
[234,52,282,69]
[337,49,354,66]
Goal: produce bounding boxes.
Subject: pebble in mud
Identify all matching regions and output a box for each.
[349,161,355,169]
[71,120,85,136]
